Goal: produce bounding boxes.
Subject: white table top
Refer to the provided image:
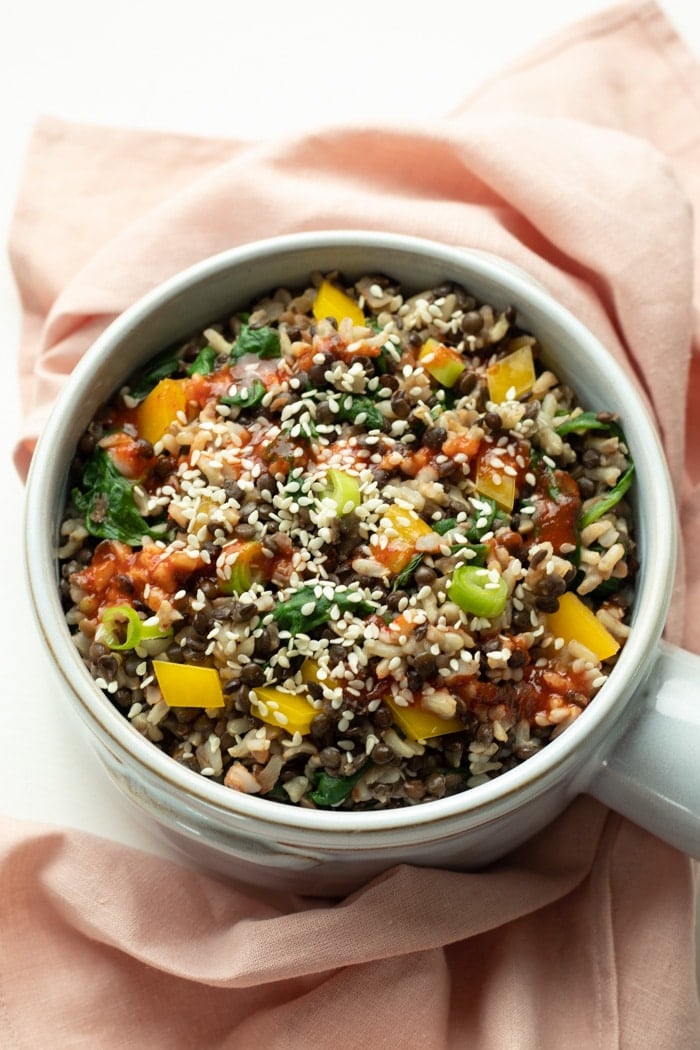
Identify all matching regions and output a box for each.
[1,0,698,962]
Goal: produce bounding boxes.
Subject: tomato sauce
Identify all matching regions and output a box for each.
[452,661,591,723]
[474,437,531,487]
[186,358,284,407]
[73,539,210,617]
[531,464,581,552]
[97,431,156,480]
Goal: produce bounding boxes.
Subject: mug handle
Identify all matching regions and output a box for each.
[588,641,700,857]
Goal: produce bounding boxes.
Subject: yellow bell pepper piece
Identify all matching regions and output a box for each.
[486,344,536,404]
[153,660,225,709]
[371,503,435,574]
[475,453,516,512]
[300,659,335,688]
[418,338,466,387]
[545,591,620,661]
[136,377,188,445]
[313,279,365,327]
[250,685,317,735]
[385,695,463,741]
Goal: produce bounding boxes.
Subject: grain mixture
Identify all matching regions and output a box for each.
[59,271,636,809]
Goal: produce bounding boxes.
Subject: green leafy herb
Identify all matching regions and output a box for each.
[335,395,385,432]
[592,575,625,597]
[580,463,635,529]
[283,415,319,441]
[272,585,373,637]
[554,413,635,530]
[128,347,181,401]
[529,449,562,501]
[465,499,507,542]
[230,324,281,362]
[542,461,561,501]
[367,323,400,375]
[72,448,171,546]
[433,518,457,536]
[555,410,624,441]
[376,341,401,375]
[309,763,368,807]
[392,553,424,592]
[555,411,607,436]
[220,378,267,409]
[434,385,457,411]
[283,470,305,498]
[452,542,488,565]
[187,345,218,376]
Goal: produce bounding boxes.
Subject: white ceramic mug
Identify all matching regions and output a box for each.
[24,231,700,895]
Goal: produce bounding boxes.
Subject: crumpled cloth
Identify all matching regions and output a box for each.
[4,2,699,1046]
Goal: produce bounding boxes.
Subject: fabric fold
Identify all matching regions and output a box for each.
[1,804,696,1047]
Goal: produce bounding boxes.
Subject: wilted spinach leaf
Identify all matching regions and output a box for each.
[187,345,218,376]
[579,464,635,529]
[334,395,385,432]
[309,764,368,807]
[230,324,281,362]
[220,378,267,409]
[72,448,171,546]
[127,347,181,401]
[272,585,373,637]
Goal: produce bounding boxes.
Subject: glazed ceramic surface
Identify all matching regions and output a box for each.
[24,231,700,894]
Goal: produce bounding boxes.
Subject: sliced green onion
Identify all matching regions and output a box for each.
[323,469,361,515]
[448,565,508,618]
[224,560,255,595]
[101,605,172,651]
[218,541,269,595]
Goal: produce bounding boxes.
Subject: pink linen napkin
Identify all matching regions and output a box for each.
[4,2,700,1046]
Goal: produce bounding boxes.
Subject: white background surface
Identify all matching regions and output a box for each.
[1,0,698,981]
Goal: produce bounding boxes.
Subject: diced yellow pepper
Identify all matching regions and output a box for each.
[475,452,516,512]
[418,338,466,388]
[486,344,536,404]
[250,685,317,735]
[385,695,463,741]
[153,660,225,709]
[313,279,365,327]
[300,659,335,689]
[136,377,188,445]
[371,503,435,574]
[545,591,620,661]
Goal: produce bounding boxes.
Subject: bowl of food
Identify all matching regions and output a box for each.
[24,230,700,894]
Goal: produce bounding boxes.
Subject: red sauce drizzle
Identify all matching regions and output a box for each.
[531,464,581,552]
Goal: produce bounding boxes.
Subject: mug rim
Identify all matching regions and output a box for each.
[24,229,677,836]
